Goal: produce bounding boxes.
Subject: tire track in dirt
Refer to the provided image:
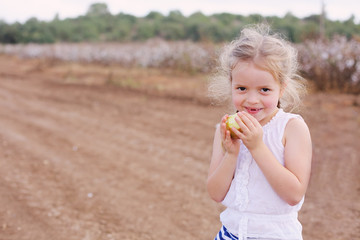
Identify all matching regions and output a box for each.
[0,73,223,239]
[0,84,115,239]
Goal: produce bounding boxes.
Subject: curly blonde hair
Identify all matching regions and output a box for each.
[208,24,307,112]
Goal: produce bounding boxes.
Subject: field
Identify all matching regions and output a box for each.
[0,55,359,240]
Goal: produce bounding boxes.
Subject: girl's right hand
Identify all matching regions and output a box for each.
[220,114,241,156]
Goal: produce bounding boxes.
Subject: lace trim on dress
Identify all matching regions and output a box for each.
[234,146,251,210]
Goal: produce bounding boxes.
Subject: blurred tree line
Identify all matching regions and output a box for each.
[0,3,359,44]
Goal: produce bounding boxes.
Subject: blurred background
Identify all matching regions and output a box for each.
[0,1,359,239]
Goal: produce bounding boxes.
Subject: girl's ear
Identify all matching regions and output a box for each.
[279,81,287,98]
[278,82,286,109]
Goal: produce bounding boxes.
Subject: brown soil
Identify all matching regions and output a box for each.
[0,55,359,240]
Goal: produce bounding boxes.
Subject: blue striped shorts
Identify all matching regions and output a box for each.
[214,225,238,240]
[214,225,284,240]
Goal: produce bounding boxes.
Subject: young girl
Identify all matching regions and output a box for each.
[207,24,312,240]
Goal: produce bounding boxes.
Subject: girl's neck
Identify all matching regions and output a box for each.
[260,108,279,126]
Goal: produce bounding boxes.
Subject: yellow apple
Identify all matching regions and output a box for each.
[226,113,241,138]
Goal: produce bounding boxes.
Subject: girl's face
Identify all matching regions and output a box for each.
[231,61,282,126]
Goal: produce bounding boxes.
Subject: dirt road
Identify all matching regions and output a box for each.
[0,56,359,240]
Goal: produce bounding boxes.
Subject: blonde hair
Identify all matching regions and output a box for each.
[208,24,307,112]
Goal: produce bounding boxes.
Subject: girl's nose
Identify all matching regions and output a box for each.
[246,92,259,104]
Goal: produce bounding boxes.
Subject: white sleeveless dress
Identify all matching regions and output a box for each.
[220,109,305,240]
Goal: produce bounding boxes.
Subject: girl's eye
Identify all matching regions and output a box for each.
[237,87,246,91]
[261,88,270,92]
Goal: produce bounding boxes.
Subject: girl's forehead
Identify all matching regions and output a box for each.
[232,61,279,85]
[232,60,268,76]
[232,60,250,71]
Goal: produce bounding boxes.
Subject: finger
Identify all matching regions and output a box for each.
[234,113,250,133]
[219,115,228,139]
[222,130,231,149]
[225,130,231,140]
[242,112,263,131]
[222,114,229,122]
[238,112,256,130]
[231,126,244,139]
[221,122,228,140]
[242,111,260,125]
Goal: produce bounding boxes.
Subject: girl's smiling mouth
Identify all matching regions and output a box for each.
[245,107,262,114]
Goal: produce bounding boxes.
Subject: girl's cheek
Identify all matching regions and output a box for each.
[232,97,243,109]
[263,96,279,108]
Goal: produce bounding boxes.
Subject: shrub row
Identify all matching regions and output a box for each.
[297,36,360,93]
[1,37,359,93]
[0,39,216,73]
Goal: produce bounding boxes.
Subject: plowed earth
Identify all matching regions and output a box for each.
[0,55,359,240]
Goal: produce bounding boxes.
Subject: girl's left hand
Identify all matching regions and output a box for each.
[232,111,264,151]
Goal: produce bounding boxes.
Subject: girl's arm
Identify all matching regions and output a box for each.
[207,116,240,203]
[235,112,312,206]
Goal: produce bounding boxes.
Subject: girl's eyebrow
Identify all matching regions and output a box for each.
[258,84,272,88]
[232,82,246,86]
